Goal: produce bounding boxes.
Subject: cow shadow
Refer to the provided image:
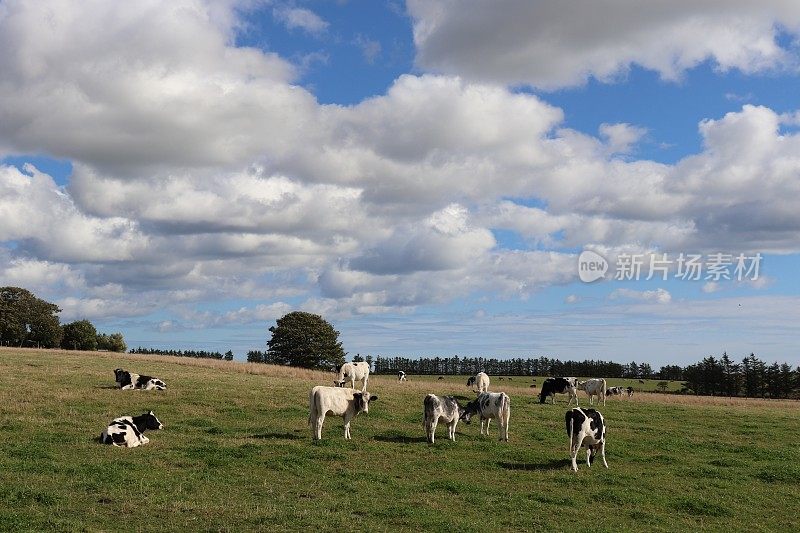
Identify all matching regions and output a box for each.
[497,459,572,471]
[372,433,428,444]
[250,432,304,441]
[96,385,119,390]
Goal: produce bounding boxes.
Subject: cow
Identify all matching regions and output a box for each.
[308,386,377,440]
[565,407,608,472]
[577,378,607,406]
[466,376,476,388]
[460,391,510,441]
[539,377,579,405]
[437,376,444,381]
[114,369,166,390]
[638,379,645,384]
[334,361,370,391]
[472,372,490,393]
[626,386,634,398]
[606,386,624,397]
[100,411,163,447]
[398,371,407,382]
[423,394,465,444]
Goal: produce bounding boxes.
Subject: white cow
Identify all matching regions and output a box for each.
[578,378,607,406]
[334,361,370,391]
[423,394,465,444]
[473,372,490,393]
[565,407,608,472]
[460,391,510,441]
[308,386,377,440]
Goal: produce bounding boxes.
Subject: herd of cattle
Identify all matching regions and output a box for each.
[101,361,634,471]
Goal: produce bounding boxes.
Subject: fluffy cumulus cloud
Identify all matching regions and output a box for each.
[1,0,800,331]
[409,0,800,88]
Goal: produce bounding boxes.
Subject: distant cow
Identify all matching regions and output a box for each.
[626,386,634,398]
[114,369,166,391]
[334,362,370,391]
[638,379,645,384]
[423,394,465,444]
[398,371,407,382]
[606,386,623,397]
[437,376,444,381]
[539,377,578,405]
[460,392,510,441]
[308,386,377,440]
[565,407,608,472]
[466,376,476,388]
[100,411,163,447]
[472,372,490,393]
[578,378,607,406]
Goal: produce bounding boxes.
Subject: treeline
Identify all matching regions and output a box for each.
[0,287,126,352]
[682,353,798,399]
[129,347,234,361]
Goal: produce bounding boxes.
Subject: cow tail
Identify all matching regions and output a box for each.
[602,379,607,400]
[308,389,317,427]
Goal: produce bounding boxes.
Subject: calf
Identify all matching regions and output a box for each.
[539,377,579,405]
[100,411,163,448]
[460,392,510,441]
[577,378,607,406]
[423,394,465,444]
[606,386,623,397]
[565,407,608,472]
[334,362,370,391]
[398,371,407,382]
[626,386,634,398]
[308,386,377,440]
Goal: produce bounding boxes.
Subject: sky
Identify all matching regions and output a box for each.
[2,0,800,367]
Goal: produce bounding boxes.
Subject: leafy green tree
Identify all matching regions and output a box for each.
[224,350,234,361]
[0,287,62,348]
[266,312,346,370]
[62,320,98,351]
[96,332,127,352]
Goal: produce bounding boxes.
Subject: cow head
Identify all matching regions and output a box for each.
[459,400,478,424]
[144,411,164,430]
[353,392,377,414]
[333,380,345,387]
[114,368,126,380]
[466,376,475,387]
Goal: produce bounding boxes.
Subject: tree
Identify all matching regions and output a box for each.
[97,332,127,352]
[0,287,63,348]
[62,320,98,351]
[266,312,346,370]
[224,350,234,361]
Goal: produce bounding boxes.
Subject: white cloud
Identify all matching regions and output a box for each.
[408,0,800,89]
[610,287,672,304]
[273,6,329,35]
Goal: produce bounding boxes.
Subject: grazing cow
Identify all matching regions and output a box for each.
[100,411,163,447]
[437,376,444,381]
[626,386,634,398]
[114,369,166,390]
[308,386,377,440]
[638,379,645,384]
[398,371,407,382]
[565,407,608,472]
[539,377,579,405]
[529,384,537,388]
[466,376,476,388]
[460,392,510,441]
[606,386,623,397]
[423,394,465,444]
[334,361,370,391]
[577,378,607,406]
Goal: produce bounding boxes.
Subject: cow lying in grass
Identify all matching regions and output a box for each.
[100,411,163,448]
[460,391,510,441]
[308,386,377,440]
[565,407,608,472]
[423,394,465,444]
[114,369,167,391]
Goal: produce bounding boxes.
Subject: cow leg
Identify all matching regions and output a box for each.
[315,414,326,440]
[480,418,487,436]
[599,440,608,468]
[428,418,438,444]
[569,438,580,472]
[448,419,457,441]
[362,375,368,392]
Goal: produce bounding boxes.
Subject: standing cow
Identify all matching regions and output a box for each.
[460,391,510,441]
[398,371,407,382]
[334,361,370,391]
[539,377,579,405]
[469,372,490,393]
[423,394,465,444]
[308,386,377,440]
[565,407,608,472]
[577,378,607,406]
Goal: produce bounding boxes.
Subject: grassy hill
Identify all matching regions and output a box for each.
[1,348,798,531]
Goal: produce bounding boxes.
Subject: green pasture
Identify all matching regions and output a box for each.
[0,349,797,532]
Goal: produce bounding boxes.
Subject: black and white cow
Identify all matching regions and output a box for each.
[423,394,465,444]
[114,369,167,391]
[539,377,579,405]
[606,386,624,397]
[398,371,407,382]
[626,386,634,398]
[466,375,476,388]
[565,407,608,472]
[460,392,510,441]
[100,411,163,447]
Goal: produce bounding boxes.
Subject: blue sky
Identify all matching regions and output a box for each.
[2,1,800,367]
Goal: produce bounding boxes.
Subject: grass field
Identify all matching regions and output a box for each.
[1,348,799,532]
